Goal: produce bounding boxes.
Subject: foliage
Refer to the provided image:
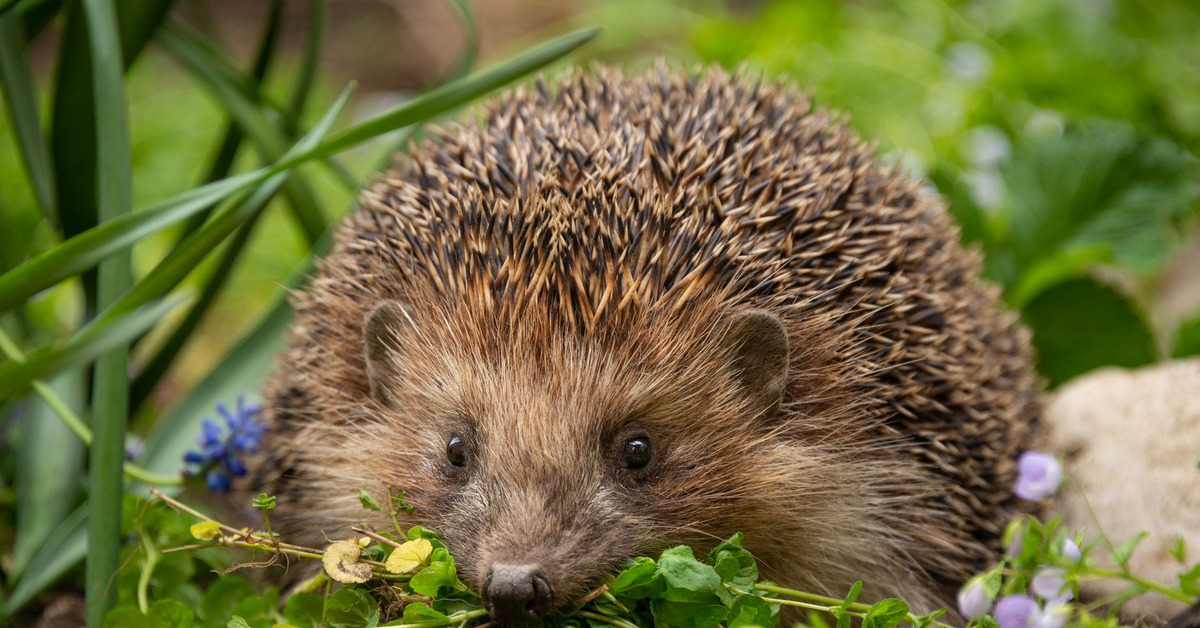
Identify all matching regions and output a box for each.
[88,477,1199,628]
[679,0,1200,386]
[1,0,1199,625]
[0,1,595,623]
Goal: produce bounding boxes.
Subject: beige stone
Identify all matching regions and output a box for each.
[1042,358,1200,623]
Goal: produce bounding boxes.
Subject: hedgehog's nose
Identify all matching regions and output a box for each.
[483,564,553,624]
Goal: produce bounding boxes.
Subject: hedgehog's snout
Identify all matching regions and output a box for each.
[482,564,554,625]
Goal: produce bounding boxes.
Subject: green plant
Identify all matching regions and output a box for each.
[0,1,597,622]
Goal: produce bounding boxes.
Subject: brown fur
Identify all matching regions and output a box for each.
[242,65,1041,613]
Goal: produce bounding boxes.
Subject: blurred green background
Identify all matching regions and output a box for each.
[1,0,1198,625]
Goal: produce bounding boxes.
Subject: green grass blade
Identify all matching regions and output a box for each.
[139,288,300,479]
[114,0,173,70]
[0,167,263,315]
[0,84,351,317]
[444,0,479,83]
[129,218,259,410]
[283,26,600,168]
[80,0,133,621]
[178,0,285,237]
[49,5,98,243]
[158,19,327,243]
[92,176,285,328]
[17,0,61,39]
[283,0,326,132]
[3,502,88,616]
[11,367,85,578]
[0,10,57,221]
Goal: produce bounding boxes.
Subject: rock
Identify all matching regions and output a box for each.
[1043,357,1200,623]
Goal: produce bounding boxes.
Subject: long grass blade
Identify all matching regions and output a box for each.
[0,10,57,221]
[128,217,258,411]
[139,288,300,479]
[283,0,325,132]
[0,167,263,315]
[3,503,88,616]
[444,0,480,84]
[92,177,284,328]
[158,19,327,243]
[178,0,285,238]
[80,0,133,621]
[0,29,596,316]
[11,368,85,578]
[0,84,352,317]
[283,27,601,167]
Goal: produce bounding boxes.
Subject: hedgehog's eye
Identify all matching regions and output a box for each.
[446,436,468,467]
[621,436,652,470]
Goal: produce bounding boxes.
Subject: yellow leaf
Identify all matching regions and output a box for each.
[190,521,221,541]
[323,540,372,584]
[385,538,433,574]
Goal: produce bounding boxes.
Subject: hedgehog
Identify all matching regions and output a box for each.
[243,65,1041,623]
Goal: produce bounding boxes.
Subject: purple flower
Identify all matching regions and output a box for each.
[1031,567,1072,601]
[184,396,265,492]
[1006,528,1024,558]
[957,579,991,620]
[1015,451,1062,500]
[1060,537,1081,562]
[1038,600,1069,628]
[994,595,1039,628]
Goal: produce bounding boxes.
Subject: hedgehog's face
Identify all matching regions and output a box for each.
[361,300,798,625]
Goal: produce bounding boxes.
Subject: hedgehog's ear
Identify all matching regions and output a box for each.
[721,309,789,418]
[364,300,408,403]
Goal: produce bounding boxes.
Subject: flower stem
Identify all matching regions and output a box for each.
[0,328,184,485]
[1084,569,1191,603]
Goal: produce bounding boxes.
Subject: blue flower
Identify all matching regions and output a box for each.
[184,396,264,492]
[1014,451,1062,500]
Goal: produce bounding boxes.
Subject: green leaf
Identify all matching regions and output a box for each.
[1178,564,1200,596]
[656,545,723,604]
[650,599,727,628]
[0,297,185,401]
[203,575,254,625]
[612,557,665,600]
[0,9,57,220]
[1004,123,1199,280]
[401,603,451,623]
[910,608,948,628]
[1173,316,1200,359]
[1112,532,1149,569]
[149,600,197,628]
[283,592,324,628]
[103,606,155,628]
[863,599,909,628]
[1021,278,1155,386]
[409,549,458,597]
[0,167,256,315]
[726,594,778,628]
[706,533,758,590]
[325,587,381,628]
[360,488,383,511]
[838,581,863,613]
[227,617,251,628]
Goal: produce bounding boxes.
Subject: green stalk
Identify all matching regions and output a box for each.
[80,0,132,623]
